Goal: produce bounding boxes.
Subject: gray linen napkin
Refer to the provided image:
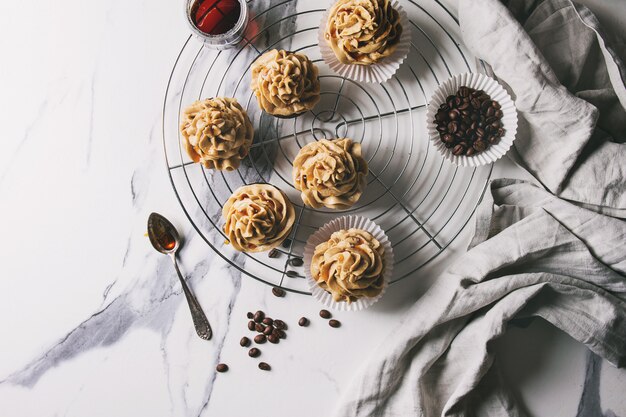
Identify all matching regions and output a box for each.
[331,0,626,415]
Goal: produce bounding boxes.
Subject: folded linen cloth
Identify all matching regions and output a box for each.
[332,180,626,417]
[331,0,626,415]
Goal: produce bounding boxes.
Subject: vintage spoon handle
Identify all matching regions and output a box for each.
[171,255,212,340]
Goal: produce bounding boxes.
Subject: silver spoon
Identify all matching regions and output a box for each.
[147,212,212,340]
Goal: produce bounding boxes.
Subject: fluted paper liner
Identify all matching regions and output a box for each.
[318,0,411,84]
[304,215,393,311]
[426,73,518,167]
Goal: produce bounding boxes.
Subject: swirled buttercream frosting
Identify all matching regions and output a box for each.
[311,228,385,302]
[180,97,254,171]
[222,184,296,253]
[324,0,402,65]
[251,49,320,117]
[293,138,368,209]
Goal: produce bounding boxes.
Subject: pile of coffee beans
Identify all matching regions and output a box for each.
[216,293,343,374]
[434,86,505,156]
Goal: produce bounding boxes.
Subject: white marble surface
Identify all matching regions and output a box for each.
[0,0,624,416]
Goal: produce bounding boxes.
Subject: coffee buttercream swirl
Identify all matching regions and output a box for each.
[222,184,296,253]
[180,97,254,171]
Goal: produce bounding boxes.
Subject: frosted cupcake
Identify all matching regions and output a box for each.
[311,228,386,303]
[250,49,321,117]
[222,184,296,253]
[293,138,368,209]
[180,97,254,171]
[324,0,403,66]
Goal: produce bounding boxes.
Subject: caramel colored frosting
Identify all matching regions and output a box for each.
[222,184,296,253]
[311,228,385,303]
[324,0,402,65]
[293,138,368,210]
[251,49,321,117]
[180,97,254,171]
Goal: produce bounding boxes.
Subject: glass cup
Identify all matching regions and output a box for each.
[185,0,249,49]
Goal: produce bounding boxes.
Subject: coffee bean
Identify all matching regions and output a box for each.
[329,319,341,328]
[274,319,287,330]
[248,320,256,331]
[268,248,280,258]
[495,109,503,118]
[268,334,279,344]
[253,310,265,323]
[448,121,458,133]
[452,144,466,156]
[281,239,292,249]
[262,317,273,326]
[319,309,331,319]
[488,135,500,144]
[298,317,309,327]
[471,98,481,109]
[442,133,455,144]
[435,111,447,122]
[486,107,495,117]
[459,86,470,97]
[240,336,250,347]
[286,270,299,278]
[255,323,265,333]
[272,287,285,297]
[246,312,254,319]
[497,127,505,137]
[289,257,304,267]
[473,140,488,152]
[448,109,459,120]
[216,363,229,373]
[248,347,260,357]
[258,362,271,371]
[466,147,475,156]
[277,329,286,339]
[263,325,274,336]
[254,334,267,344]
[492,101,501,109]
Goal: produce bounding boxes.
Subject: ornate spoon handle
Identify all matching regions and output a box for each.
[171,254,212,340]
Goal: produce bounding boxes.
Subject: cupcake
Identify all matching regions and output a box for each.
[222,184,296,253]
[324,0,403,66]
[311,228,385,303]
[293,138,368,209]
[250,49,321,117]
[180,97,254,171]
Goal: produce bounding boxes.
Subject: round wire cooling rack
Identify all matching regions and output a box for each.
[163,0,493,295]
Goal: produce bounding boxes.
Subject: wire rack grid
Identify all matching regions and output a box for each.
[162,0,493,295]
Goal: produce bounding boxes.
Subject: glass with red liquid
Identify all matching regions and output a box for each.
[185,0,249,49]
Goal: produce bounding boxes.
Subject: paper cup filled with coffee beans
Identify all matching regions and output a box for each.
[304,216,393,311]
[426,73,518,167]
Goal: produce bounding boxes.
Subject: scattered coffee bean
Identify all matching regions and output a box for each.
[268,248,280,258]
[216,363,229,373]
[298,317,309,327]
[274,319,287,330]
[434,86,505,156]
[268,334,279,344]
[240,336,250,347]
[253,310,265,323]
[319,309,331,319]
[248,347,261,357]
[255,323,265,333]
[254,334,267,344]
[289,257,304,267]
[248,320,256,331]
[272,287,285,297]
[263,325,274,336]
[281,239,292,249]
[262,317,273,326]
[286,270,299,278]
[276,329,286,339]
[246,312,254,319]
[329,319,341,328]
[258,362,271,371]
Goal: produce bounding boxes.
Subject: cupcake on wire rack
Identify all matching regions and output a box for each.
[304,215,393,311]
[318,0,411,83]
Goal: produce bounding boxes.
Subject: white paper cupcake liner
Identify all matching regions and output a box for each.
[426,73,518,167]
[318,0,411,84]
[303,215,394,311]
